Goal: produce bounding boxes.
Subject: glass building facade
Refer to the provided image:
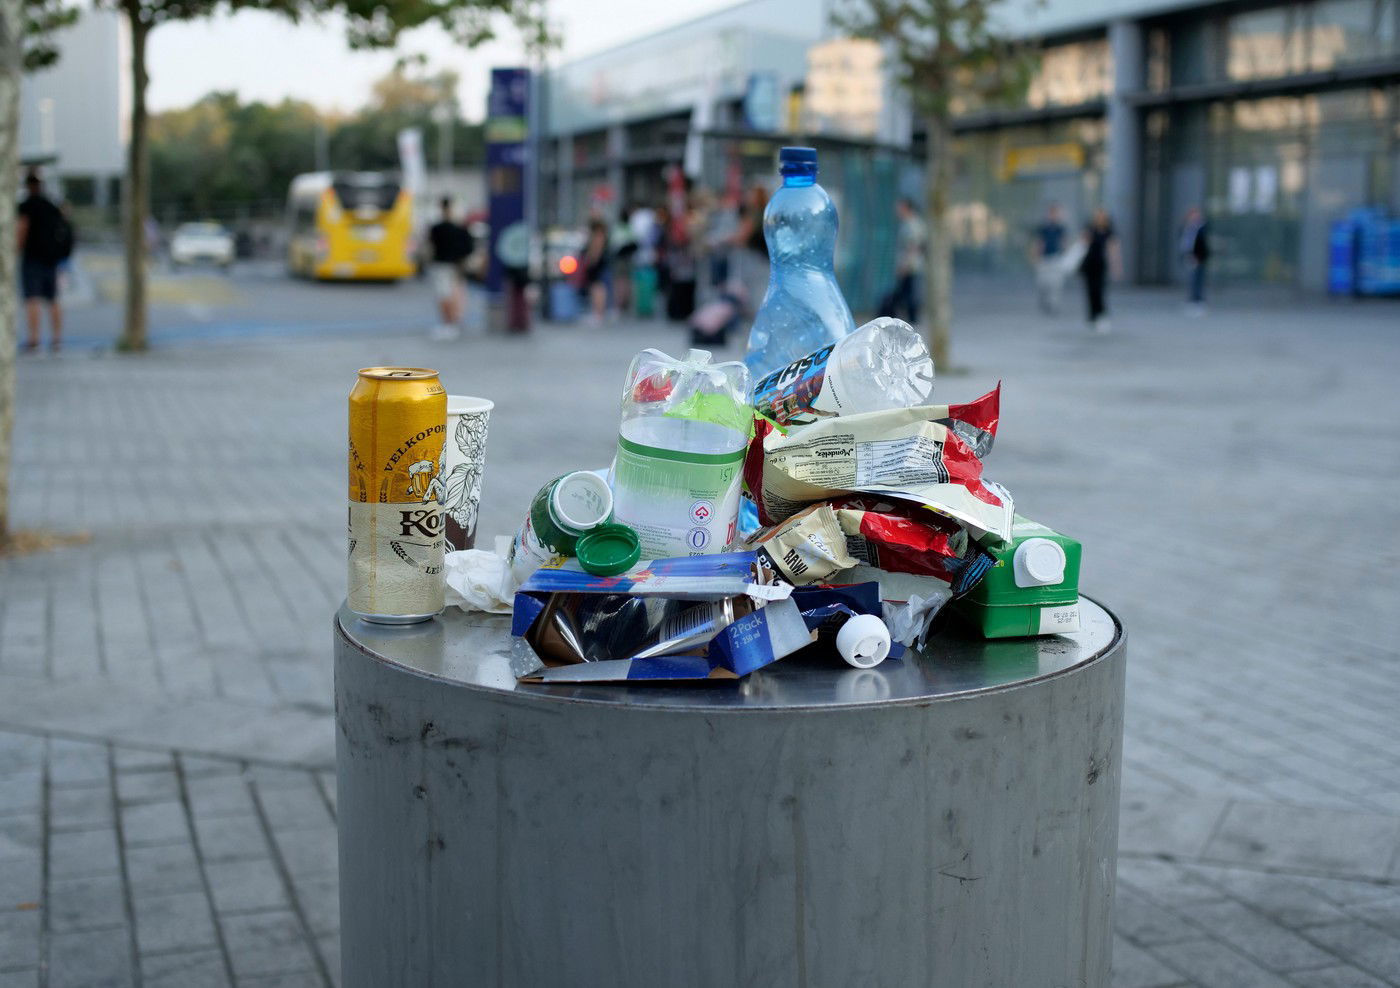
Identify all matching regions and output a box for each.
[539,0,1400,295]
[948,0,1400,289]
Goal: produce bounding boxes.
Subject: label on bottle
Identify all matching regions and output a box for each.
[612,438,745,559]
[752,342,841,427]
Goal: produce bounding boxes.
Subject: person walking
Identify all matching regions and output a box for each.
[1079,207,1119,334]
[16,170,73,353]
[427,197,473,341]
[1180,206,1210,316]
[728,184,770,318]
[580,217,611,325]
[629,204,659,317]
[1031,203,1069,314]
[879,197,926,324]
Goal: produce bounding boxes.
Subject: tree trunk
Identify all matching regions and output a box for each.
[0,0,21,541]
[118,6,149,351]
[923,110,954,370]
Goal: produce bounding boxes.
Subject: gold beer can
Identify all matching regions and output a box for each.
[347,368,448,624]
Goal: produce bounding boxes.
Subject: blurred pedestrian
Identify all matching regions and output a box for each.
[611,208,638,314]
[665,202,698,323]
[581,216,611,325]
[1180,206,1210,316]
[696,186,735,291]
[1079,207,1119,334]
[629,204,659,317]
[16,170,73,353]
[427,197,474,341]
[1031,203,1069,315]
[654,204,673,300]
[729,184,770,318]
[879,196,925,324]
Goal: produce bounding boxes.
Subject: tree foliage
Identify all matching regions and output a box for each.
[338,0,551,55]
[830,0,1036,369]
[23,0,78,70]
[148,67,485,219]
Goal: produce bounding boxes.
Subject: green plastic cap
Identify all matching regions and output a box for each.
[576,524,642,577]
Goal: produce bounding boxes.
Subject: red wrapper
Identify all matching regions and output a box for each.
[829,497,969,582]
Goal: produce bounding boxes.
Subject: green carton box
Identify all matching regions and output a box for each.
[954,516,1082,639]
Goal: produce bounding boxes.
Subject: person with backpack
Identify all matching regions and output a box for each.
[16,170,73,352]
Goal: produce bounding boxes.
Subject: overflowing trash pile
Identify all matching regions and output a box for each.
[349,145,1083,685]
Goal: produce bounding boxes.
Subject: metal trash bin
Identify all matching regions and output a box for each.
[335,598,1125,986]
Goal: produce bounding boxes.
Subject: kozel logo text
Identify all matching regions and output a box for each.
[398,509,443,537]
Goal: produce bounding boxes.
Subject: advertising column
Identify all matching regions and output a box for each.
[486,67,531,331]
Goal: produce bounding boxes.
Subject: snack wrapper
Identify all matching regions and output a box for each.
[749,504,859,585]
[744,386,1013,542]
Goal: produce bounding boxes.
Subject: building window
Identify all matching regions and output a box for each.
[1025,39,1114,109]
[1227,6,1308,81]
[1147,28,1172,92]
[1308,0,1400,69]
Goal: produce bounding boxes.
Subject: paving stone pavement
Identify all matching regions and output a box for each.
[2,282,1399,986]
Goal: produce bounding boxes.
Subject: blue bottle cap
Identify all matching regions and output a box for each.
[778,146,818,182]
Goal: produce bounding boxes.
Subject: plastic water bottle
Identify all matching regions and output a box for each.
[612,349,751,558]
[752,317,934,427]
[743,146,856,379]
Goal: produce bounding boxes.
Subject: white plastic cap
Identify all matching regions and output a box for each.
[835,614,892,669]
[550,471,614,534]
[1013,537,1067,588]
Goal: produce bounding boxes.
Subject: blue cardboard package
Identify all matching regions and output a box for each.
[510,552,816,682]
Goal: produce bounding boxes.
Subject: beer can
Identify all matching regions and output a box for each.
[348,368,448,624]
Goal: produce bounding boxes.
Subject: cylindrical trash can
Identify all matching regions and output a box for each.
[335,598,1125,987]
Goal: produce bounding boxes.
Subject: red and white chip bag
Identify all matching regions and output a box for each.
[744,385,1013,542]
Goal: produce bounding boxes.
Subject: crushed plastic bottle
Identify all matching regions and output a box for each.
[743,146,856,379]
[612,348,752,558]
[752,317,935,427]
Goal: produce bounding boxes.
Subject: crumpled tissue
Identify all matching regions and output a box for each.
[883,588,953,650]
[444,545,514,614]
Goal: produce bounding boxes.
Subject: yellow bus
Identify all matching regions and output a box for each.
[286,171,416,280]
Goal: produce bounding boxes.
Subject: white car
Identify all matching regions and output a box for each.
[170,222,235,268]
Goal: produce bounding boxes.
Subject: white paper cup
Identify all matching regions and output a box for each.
[442,396,494,551]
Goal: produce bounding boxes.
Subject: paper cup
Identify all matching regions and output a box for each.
[442,396,494,551]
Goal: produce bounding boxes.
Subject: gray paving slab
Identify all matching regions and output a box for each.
[1203,801,1400,880]
[3,282,1400,986]
[204,859,289,915]
[1118,791,1230,859]
[46,925,134,987]
[0,857,41,906]
[49,784,115,833]
[0,911,41,969]
[48,827,120,880]
[1147,938,1293,988]
[1288,965,1393,988]
[218,911,320,981]
[1299,922,1400,984]
[47,875,127,934]
[124,842,205,897]
[140,948,231,988]
[131,889,221,957]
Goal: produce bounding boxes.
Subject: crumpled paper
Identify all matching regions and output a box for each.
[444,544,514,614]
[884,589,953,650]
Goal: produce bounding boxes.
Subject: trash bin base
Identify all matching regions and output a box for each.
[335,604,1125,987]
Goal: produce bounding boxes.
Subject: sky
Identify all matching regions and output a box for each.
[147,0,736,119]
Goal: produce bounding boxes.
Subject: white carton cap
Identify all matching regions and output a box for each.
[1013,537,1067,588]
[835,614,892,669]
